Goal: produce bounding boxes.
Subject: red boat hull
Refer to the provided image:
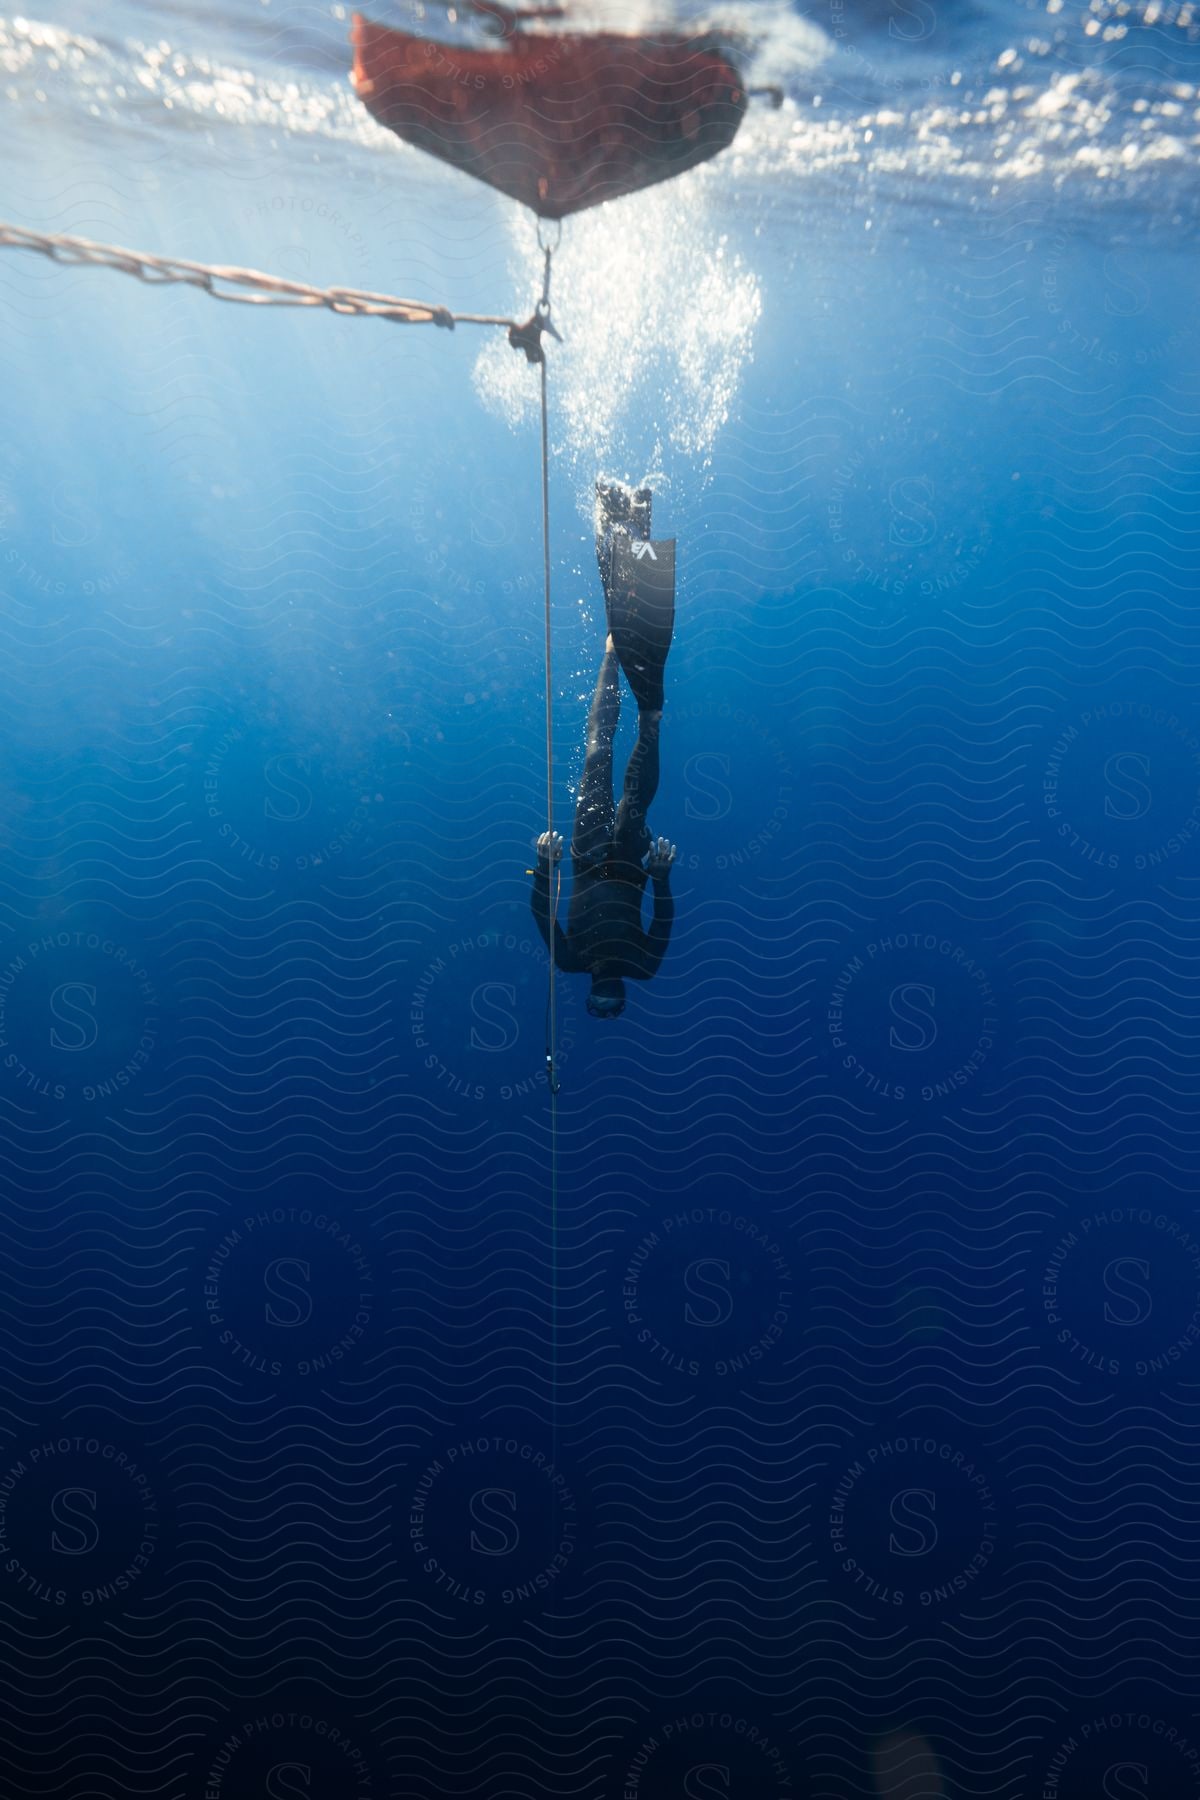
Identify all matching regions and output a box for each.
[351,13,747,219]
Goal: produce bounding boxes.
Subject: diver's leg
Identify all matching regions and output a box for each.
[613,706,661,861]
[571,645,620,863]
[599,506,675,715]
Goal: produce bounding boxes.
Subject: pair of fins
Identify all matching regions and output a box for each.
[595,479,676,714]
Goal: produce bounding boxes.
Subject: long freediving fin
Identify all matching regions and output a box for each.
[607,534,676,714]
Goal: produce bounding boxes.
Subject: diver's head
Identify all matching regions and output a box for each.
[587,975,626,1020]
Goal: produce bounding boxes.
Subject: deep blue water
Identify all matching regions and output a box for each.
[2,0,1200,1794]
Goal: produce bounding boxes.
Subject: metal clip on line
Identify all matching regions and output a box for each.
[508,233,563,365]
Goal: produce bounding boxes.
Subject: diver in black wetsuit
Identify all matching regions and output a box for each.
[530,479,678,1020]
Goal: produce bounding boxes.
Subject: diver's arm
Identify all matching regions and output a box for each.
[634,838,676,979]
[638,875,675,977]
[530,832,582,972]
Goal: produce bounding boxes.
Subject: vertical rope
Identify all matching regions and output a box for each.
[539,350,559,1471]
[507,235,562,1580]
[541,357,557,1086]
[512,212,563,1510]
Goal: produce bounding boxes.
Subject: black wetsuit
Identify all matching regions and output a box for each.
[530,647,674,981]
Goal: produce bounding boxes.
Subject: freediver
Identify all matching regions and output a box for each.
[530,480,678,1021]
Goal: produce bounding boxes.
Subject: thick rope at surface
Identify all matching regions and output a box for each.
[0,222,516,330]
